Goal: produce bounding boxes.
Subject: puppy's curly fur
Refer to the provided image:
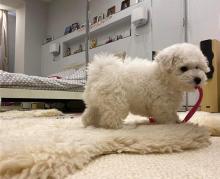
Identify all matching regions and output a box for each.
[82,43,210,129]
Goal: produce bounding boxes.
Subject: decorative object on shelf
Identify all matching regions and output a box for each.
[107,6,116,17]
[121,0,130,10]
[116,35,123,40]
[93,16,98,24]
[105,36,113,44]
[74,44,83,54]
[80,24,85,29]
[90,39,97,49]
[98,15,103,22]
[64,25,72,35]
[78,24,85,32]
[71,23,80,32]
[65,48,71,57]
[44,35,54,44]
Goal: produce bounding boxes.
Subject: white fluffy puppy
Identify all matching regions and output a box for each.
[82,43,210,129]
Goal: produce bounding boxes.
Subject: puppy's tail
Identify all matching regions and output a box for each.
[87,53,123,78]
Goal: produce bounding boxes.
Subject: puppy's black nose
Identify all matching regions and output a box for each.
[194,77,201,85]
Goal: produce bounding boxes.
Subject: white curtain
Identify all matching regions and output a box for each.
[0,10,8,71]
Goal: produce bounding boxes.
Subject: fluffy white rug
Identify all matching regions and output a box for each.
[67,137,220,179]
[0,110,217,179]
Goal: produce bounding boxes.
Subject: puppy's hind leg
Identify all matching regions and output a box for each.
[81,107,99,127]
[98,102,129,129]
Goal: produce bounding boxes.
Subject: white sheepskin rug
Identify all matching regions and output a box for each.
[0,109,216,179]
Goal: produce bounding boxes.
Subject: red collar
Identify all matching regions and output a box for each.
[149,86,203,123]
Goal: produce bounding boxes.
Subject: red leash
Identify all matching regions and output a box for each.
[182,86,203,123]
[149,86,203,123]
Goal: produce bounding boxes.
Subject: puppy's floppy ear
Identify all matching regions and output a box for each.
[154,50,176,73]
[202,57,211,73]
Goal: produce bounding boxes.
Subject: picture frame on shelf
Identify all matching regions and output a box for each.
[64,25,72,35]
[121,0,130,10]
[107,6,116,17]
[71,23,80,32]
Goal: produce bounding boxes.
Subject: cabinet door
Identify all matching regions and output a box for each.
[152,0,184,51]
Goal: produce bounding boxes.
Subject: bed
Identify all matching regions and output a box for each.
[0,52,128,108]
[0,67,86,107]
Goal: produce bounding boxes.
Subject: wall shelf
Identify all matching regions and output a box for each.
[90,36,132,57]
[42,2,140,46]
[90,8,131,34]
[62,7,131,46]
[41,1,152,77]
[63,51,86,62]
[62,6,132,58]
[63,35,132,59]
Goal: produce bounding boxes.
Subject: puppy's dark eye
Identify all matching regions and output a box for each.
[195,66,198,69]
[180,66,188,72]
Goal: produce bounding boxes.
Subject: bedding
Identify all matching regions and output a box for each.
[0,69,86,91]
[49,66,86,81]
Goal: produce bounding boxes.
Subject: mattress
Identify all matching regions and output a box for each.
[0,70,86,91]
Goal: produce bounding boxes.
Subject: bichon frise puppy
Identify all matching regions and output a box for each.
[82,43,210,129]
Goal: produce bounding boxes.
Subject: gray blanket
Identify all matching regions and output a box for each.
[0,70,86,91]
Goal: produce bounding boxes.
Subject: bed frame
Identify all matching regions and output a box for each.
[0,88,83,108]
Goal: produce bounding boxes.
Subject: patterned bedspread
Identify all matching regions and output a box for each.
[0,69,86,91]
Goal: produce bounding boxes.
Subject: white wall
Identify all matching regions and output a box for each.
[14,6,25,73]
[15,0,48,75]
[188,0,220,45]
[152,0,184,51]
[8,13,16,72]
[47,0,86,39]
[24,0,48,75]
[0,0,24,9]
[151,0,220,52]
[186,0,220,106]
